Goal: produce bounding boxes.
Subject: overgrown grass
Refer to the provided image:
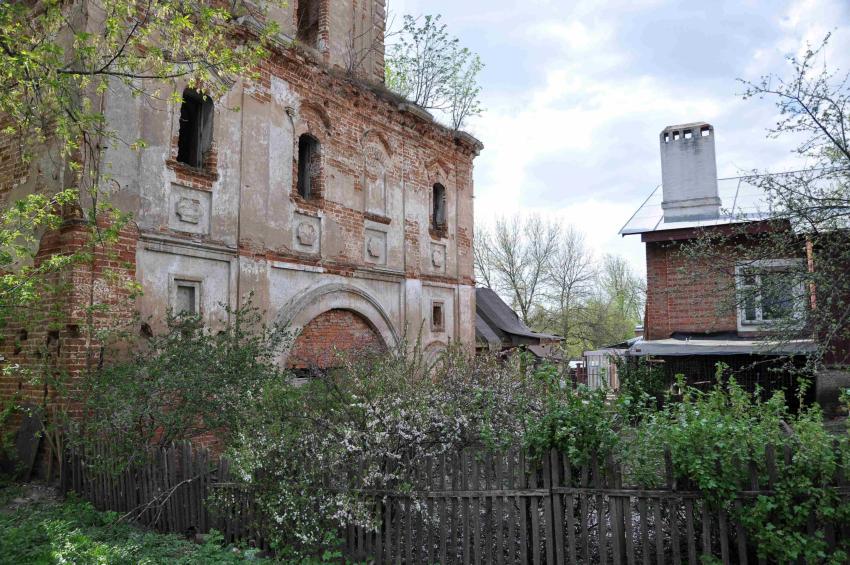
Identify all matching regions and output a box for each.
[0,483,266,564]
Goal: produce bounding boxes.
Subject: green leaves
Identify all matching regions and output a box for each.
[71,300,293,469]
[385,14,484,130]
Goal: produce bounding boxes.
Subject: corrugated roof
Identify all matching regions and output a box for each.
[629,337,816,356]
[620,175,774,235]
[475,287,561,341]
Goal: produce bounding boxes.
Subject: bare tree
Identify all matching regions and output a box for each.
[480,215,560,325]
[600,254,646,323]
[474,217,645,356]
[473,225,496,290]
[542,227,597,342]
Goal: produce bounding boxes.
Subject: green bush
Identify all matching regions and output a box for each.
[220,345,553,557]
[0,487,264,564]
[67,300,292,471]
[625,372,850,563]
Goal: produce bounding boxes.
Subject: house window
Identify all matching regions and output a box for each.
[431,301,445,332]
[297,0,320,48]
[736,259,805,329]
[432,183,446,231]
[172,279,201,315]
[297,134,320,199]
[177,89,214,168]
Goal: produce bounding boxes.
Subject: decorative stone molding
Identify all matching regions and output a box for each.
[175,197,201,224]
[168,184,211,235]
[364,228,387,266]
[293,212,321,254]
[430,242,447,273]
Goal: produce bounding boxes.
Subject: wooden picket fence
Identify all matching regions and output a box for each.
[61,441,850,564]
[61,441,264,548]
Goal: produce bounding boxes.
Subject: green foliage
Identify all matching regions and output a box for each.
[615,356,668,416]
[385,14,483,130]
[221,345,551,557]
[524,384,621,469]
[625,371,850,563]
[68,300,292,469]
[0,489,266,564]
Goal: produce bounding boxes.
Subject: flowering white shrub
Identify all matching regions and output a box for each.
[220,345,556,555]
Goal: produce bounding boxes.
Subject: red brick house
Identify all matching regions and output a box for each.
[619,122,844,409]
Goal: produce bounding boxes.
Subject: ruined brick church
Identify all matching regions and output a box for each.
[0,0,481,401]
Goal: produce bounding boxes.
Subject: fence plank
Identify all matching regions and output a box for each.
[528,457,541,565]
[592,454,608,565]
[564,454,578,565]
[549,450,565,565]
[518,450,529,565]
[579,465,591,563]
[664,448,680,565]
[607,456,624,565]
[495,453,505,565]
[653,498,664,565]
[718,508,730,565]
[507,449,518,565]
[684,498,697,565]
[701,502,711,561]
[439,452,447,565]
[542,451,556,565]
[638,497,650,565]
[472,455,482,565]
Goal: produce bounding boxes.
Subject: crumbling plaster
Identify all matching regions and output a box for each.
[97,1,480,366]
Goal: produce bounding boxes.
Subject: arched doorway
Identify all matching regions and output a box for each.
[287,308,387,372]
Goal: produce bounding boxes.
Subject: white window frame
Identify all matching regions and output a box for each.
[735,258,805,332]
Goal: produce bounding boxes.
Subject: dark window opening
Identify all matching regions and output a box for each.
[684,129,693,139]
[297,0,321,48]
[700,126,711,137]
[432,183,447,231]
[297,134,321,199]
[174,281,200,315]
[177,89,214,168]
[432,301,445,332]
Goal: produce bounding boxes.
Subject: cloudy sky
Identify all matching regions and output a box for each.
[388,0,850,275]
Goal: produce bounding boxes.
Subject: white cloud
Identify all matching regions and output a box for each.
[391,0,850,277]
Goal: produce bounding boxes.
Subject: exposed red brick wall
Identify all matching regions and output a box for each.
[0,219,139,417]
[644,239,738,340]
[0,117,26,198]
[287,308,386,369]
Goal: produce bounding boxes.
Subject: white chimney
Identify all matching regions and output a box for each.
[660,122,720,222]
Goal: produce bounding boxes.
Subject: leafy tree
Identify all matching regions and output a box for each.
[385,14,483,130]
[680,35,850,390]
[0,0,283,470]
[0,0,282,318]
[69,302,292,468]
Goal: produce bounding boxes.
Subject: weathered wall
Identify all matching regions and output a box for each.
[0,0,478,414]
[101,7,479,369]
[644,238,738,340]
[288,308,386,369]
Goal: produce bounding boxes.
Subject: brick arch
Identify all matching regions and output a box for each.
[287,308,386,369]
[277,283,400,367]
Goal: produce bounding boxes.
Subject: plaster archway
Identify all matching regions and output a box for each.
[277,283,400,366]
